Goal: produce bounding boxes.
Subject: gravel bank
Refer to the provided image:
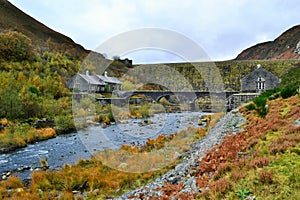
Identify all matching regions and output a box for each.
[114,110,246,199]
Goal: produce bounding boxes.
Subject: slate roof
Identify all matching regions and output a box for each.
[78,74,106,85]
[97,75,123,84]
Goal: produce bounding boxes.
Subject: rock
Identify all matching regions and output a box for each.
[201,118,208,122]
[114,110,246,199]
[93,189,100,196]
[237,152,248,158]
[174,152,182,159]
[232,109,238,114]
[86,120,94,125]
[144,119,153,125]
[102,123,107,128]
[246,196,256,200]
[187,178,197,191]
[138,122,144,126]
[2,175,6,180]
[197,119,203,126]
[119,120,128,124]
[294,118,300,126]
[294,41,300,54]
[33,119,55,128]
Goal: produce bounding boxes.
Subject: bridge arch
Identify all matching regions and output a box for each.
[126,93,155,104]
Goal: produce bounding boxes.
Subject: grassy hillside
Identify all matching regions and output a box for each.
[0,0,88,58]
[281,62,300,88]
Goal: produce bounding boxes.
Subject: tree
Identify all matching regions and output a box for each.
[19,86,41,118]
[0,89,23,119]
[0,31,33,62]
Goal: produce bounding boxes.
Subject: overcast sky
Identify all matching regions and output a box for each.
[8,0,300,64]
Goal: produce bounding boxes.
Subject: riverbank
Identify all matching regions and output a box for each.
[0,111,207,182]
[2,94,298,199]
[115,109,246,199]
[116,95,300,199]
[0,111,211,199]
[0,125,56,154]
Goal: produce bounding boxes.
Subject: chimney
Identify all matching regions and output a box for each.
[86,70,90,76]
[104,71,108,77]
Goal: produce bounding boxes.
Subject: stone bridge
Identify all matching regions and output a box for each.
[114,91,238,102]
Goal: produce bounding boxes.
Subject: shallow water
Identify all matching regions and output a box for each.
[0,112,206,180]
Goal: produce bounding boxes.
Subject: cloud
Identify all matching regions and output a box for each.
[8,0,300,62]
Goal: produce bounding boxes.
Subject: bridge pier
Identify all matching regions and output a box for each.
[226,93,259,110]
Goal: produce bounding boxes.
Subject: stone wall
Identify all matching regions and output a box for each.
[240,67,280,92]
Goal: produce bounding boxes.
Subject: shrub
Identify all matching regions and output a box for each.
[260,88,281,100]
[269,134,300,154]
[246,103,255,111]
[107,111,115,122]
[6,176,23,189]
[253,96,266,108]
[250,157,270,168]
[214,163,232,180]
[253,96,268,117]
[258,170,273,184]
[230,170,245,181]
[280,86,297,99]
[54,115,75,133]
[209,178,231,194]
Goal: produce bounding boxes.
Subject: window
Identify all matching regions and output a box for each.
[256,76,265,92]
[74,79,80,88]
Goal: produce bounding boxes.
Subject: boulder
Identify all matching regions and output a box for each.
[294,118,300,126]
[197,119,203,126]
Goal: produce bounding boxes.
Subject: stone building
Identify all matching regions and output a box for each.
[68,71,122,93]
[240,65,280,93]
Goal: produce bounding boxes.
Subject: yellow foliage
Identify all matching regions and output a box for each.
[103,116,110,124]
[0,119,12,126]
[36,128,56,138]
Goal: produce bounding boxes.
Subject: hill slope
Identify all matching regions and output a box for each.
[236,24,300,60]
[0,0,93,58]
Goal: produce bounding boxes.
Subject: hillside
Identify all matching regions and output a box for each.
[127,60,298,92]
[0,0,92,58]
[236,24,300,60]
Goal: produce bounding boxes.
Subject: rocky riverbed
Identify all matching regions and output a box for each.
[114,110,246,199]
[0,112,206,181]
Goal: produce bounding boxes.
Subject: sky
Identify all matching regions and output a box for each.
[8,0,300,64]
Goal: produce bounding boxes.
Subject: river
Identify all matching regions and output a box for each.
[0,112,206,181]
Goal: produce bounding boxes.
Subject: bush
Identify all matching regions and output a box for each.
[54,115,75,133]
[107,111,115,122]
[260,88,281,99]
[280,86,297,99]
[253,96,268,117]
[246,103,256,111]
[253,96,266,108]
[258,170,273,184]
